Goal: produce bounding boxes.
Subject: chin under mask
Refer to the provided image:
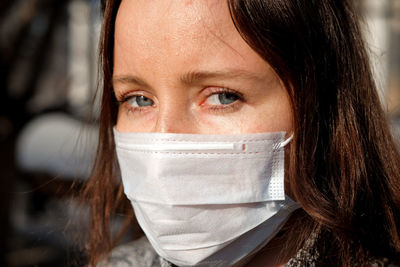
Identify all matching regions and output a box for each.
[114,129,300,267]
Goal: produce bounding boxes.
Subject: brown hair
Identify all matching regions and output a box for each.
[83,0,400,265]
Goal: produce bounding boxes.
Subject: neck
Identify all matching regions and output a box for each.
[243,211,303,267]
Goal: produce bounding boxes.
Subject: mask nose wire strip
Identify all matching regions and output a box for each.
[116,143,237,152]
[278,134,293,149]
[116,133,290,152]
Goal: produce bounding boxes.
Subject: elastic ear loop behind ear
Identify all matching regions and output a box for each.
[278,134,293,149]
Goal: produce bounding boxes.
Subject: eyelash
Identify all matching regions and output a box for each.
[117,87,244,115]
[118,93,154,115]
[202,87,244,113]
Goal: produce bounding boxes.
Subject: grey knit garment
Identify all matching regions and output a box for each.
[97,236,318,267]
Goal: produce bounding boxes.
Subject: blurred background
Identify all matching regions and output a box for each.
[0,0,400,266]
[1,0,100,265]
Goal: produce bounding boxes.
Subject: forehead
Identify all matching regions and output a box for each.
[113,0,270,79]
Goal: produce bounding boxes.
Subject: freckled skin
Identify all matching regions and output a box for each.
[113,0,293,135]
[113,2,296,265]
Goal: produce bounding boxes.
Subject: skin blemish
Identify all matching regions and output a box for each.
[185,0,194,7]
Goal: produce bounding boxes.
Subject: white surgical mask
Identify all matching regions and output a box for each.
[114,129,300,267]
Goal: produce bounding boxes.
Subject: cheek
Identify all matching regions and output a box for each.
[251,101,293,134]
[115,107,157,133]
[115,109,131,132]
[195,99,293,134]
[247,89,293,134]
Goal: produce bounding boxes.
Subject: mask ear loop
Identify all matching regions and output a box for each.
[277,134,293,149]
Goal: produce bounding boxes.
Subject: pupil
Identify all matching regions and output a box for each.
[218,93,238,105]
[137,96,153,107]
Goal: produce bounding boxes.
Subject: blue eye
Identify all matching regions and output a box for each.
[127,95,154,107]
[218,93,239,105]
[206,92,240,105]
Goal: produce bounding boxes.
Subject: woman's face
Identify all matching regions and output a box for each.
[113,0,292,135]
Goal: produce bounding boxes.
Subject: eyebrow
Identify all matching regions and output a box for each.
[112,69,266,88]
[179,70,266,85]
[112,75,149,87]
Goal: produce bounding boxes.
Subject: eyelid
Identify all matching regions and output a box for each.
[200,87,244,105]
[197,87,245,115]
[117,90,154,103]
[117,92,157,119]
[207,87,243,97]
